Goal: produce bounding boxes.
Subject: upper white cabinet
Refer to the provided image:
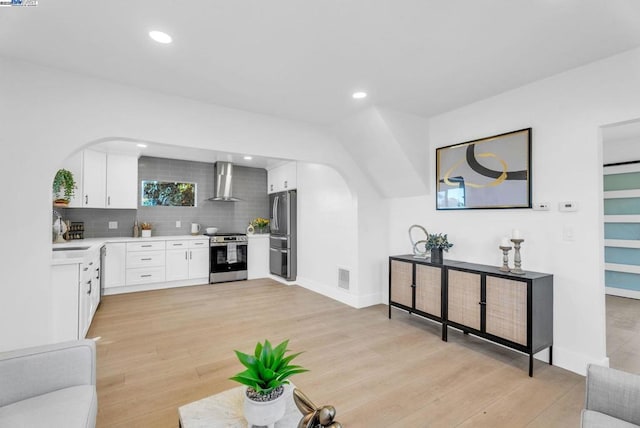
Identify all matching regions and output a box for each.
[106,154,138,209]
[267,162,297,194]
[61,149,138,209]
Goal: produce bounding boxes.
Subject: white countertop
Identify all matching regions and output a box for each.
[51,234,210,265]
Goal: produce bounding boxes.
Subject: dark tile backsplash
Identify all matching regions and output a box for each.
[57,156,268,238]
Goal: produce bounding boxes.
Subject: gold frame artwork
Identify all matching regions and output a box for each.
[436,128,532,210]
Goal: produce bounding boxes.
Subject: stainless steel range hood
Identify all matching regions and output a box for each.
[208,161,240,201]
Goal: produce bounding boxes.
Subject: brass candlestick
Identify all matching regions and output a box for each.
[510,238,525,275]
[499,245,512,272]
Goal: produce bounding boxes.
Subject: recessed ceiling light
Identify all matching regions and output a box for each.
[136,143,147,148]
[149,30,172,44]
[352,91,367,99]
[243,156,253,160]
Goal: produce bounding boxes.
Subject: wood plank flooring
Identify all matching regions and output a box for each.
[89,279,584,427]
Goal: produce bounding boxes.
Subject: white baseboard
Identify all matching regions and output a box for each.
[552,346,610,376]
[102,277,209,295]
[606,287,640,299]
[293,276,383,309]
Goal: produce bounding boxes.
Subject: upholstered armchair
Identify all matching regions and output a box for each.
[582,364,640,427]
[0,339,97,428]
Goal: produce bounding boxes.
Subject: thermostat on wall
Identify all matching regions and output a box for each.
[559,201,578,212]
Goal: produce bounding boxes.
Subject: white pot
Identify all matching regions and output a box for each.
[243,388,286,428]
[141,230,151,238]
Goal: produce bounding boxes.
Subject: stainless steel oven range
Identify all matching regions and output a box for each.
[207,233,248,283]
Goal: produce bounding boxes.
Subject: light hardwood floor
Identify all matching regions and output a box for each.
[89,279,585,427]
[606,295,640,375]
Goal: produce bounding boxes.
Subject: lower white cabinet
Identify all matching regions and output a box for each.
[104,242,126,289]
[248,235,270,279]
[166,239,209,281]
[126,241,166,285]
[51,247,101,342]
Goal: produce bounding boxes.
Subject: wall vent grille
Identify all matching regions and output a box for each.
[338,268,350,290]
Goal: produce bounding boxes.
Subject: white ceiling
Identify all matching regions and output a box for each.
[2,0,640,127]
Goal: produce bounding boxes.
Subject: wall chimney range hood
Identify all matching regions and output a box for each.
[208,161,240,201]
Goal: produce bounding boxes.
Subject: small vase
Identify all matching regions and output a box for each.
[243,388,286,428]
[141,229,151,238]
[430,248,444,264]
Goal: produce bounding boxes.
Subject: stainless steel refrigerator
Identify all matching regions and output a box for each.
[269,190,297,281]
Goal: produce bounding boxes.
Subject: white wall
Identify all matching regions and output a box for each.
[388,47,640,375]
[296,163,360,304]
[0,56,387,351]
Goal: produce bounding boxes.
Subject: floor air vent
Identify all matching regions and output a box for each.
[338,268,350,290]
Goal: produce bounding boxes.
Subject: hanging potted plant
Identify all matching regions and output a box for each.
[426,233,454,264]
[230,339,308,427]
[52,169,77,206]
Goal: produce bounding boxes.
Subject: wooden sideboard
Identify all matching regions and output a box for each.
[389,255,553,376]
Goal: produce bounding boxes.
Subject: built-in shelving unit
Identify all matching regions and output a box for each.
[603,161,640,299]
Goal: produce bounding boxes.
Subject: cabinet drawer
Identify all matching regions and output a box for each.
[126,267,166,285]
[127,241,166,252]
[126,251,165,268]
[166,240,190,249]
[189,239,209,249]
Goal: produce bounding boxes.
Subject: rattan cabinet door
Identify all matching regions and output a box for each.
[447,270,481,330]
[485,276,527,346]
[415,264,441,317]
[390,260,413,308]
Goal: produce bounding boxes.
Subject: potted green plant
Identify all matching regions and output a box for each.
[426,233,453,264]
[230,339,308,427]
[52,169,77,205]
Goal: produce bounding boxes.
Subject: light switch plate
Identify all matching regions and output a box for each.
[108,221,118,229]
[533,202,550,211]
[176,220,181,228]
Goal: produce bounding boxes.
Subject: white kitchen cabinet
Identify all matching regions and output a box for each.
[166,239,209,281]
[267,162,297,194]
[60,149,138,209]
[125,241,166,285]
[106,153,138,209]
[82,150,107,208]
[104,243,126,289]
[51,263,81,341]
[248,235,270,279]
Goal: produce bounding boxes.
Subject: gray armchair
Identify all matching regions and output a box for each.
[0,339,97,428]
[582,364,640,427]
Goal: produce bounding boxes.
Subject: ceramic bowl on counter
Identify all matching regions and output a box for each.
[206,227,218,234]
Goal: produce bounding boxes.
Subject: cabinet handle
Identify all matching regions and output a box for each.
[83,267,89,272]
[141,258,152,261]
[85,195,88,204]
[141,245,152,248]
[185,251,188,260]
[190,250,192,260]
[410,284,416,288]
[141,274,152,278]
[173,243,184,246]
[87,279,92,294]
[193,242,203,246]
[284,180,288,188]
[478,301,486,305]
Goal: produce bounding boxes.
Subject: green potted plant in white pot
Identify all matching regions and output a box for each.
[230,339,308,427]
[52,168,77,206]
[426,232,453,264]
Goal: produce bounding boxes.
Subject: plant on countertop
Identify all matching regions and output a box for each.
[426,233,453,251]
[52,169,77,203]
[140,222,153,230]
[230,339,308,401]
[251,217,270,232]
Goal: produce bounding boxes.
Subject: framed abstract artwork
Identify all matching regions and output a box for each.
[436,128,532,210]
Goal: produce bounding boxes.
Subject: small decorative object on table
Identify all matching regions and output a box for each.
[140,222,152,238]
[499,236,512,272]
[408,224,429,259]
[426,232,453,264]
[247,223,255,235]
[230,339,308,428]
[293,388,342,428]
[510,229,525,274]
[251,217,270,234]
